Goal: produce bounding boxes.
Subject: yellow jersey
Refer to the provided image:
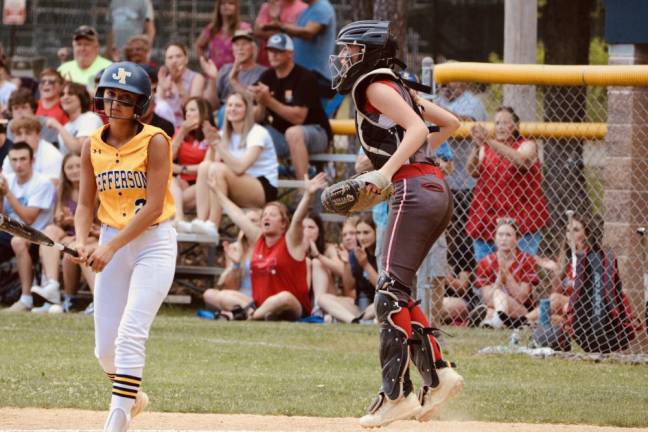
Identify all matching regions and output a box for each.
[90,123,175,229]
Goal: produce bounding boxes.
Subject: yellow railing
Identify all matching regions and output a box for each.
[329,119,607,140]
[433,62,648,86]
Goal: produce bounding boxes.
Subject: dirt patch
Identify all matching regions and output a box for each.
[1,408,647,432]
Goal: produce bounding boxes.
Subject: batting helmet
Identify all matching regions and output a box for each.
[94,62,151,119]
[330,20,398,94]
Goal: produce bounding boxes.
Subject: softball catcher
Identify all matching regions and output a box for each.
[72,62,177,432]
[326,20,464,427]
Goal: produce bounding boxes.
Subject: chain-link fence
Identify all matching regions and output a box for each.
[410,63,648,358]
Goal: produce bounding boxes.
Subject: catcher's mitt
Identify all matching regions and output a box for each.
[321,170,393,215]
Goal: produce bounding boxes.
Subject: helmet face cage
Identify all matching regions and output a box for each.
[93,63,151,120]
[330,42,366,92]
[95,87,149,120]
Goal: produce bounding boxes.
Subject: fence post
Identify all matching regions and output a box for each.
[604,43,648,321]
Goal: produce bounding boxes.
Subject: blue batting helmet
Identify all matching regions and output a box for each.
[94,62,151,118]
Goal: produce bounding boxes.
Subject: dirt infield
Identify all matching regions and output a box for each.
[1,408,647,432]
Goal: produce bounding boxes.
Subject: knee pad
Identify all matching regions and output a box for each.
[375,273,414,400]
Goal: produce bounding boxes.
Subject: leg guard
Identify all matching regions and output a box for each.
[375,273,414,401]
[409,300,446,388]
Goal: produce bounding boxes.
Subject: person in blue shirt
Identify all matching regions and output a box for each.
[273,0,336,98]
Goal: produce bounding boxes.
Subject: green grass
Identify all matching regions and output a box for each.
[1,310,647,427]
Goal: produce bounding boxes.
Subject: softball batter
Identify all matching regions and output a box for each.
[329,21,464,427]
[73,62,176,432]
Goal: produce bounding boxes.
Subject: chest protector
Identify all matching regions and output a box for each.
[351,68,428,170]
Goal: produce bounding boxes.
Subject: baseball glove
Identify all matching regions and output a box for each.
[321,170,393,215]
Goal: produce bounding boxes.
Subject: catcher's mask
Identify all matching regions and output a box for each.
[94,62,151,120]
[330,20,398,94]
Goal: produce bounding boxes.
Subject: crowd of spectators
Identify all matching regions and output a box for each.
[0,2,636,354]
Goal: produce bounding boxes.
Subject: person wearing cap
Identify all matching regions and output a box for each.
[249,33,331,181]
[255,0,307,67]
[58,26,112,90]
[201,29,267,122]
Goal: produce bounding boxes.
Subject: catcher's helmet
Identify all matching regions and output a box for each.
[330,20,398,94]
[94,62,151,119]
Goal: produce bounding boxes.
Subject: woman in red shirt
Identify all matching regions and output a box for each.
[466,106,549,263]
[170,97,214,231]
[212,172,327,320]
[475,218,540,329]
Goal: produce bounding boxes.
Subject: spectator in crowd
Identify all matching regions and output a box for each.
[191,92,278,238]
[255,0,307,66]
[138,64,176,137]
[6,87,59,145]
[202,208,262,319]
[58,26,112,89]
[157,42,206,129]
[561,213,637,353]
[170,97,214,232]
[106,0,155,61]
[0,60,17,113]
[529,213,597,325]
[3,116,63,183]
[318,215,378,323]
[466,106,549,262]
[35,69,69,126]
[250,33,331,180]
[201,29,267,117]
[30,153,99,314]
[45,82,103,155]
[302,211,339,315]
[272,0,336,97]
[475,218,539,329]
[0,120,8,166]
[0,142,56,312]
[123,35,157,68]
[194,0,252,70]
[212,172,327,320]
[435,78,487,297]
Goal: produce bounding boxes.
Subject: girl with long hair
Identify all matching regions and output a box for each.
[31,152,100,313]
[317,215,379,323]
[190,92,278,239]
[157,42,206,129]
[170,97,215,232]
[331,20,462,427]
[194,0,252,69]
